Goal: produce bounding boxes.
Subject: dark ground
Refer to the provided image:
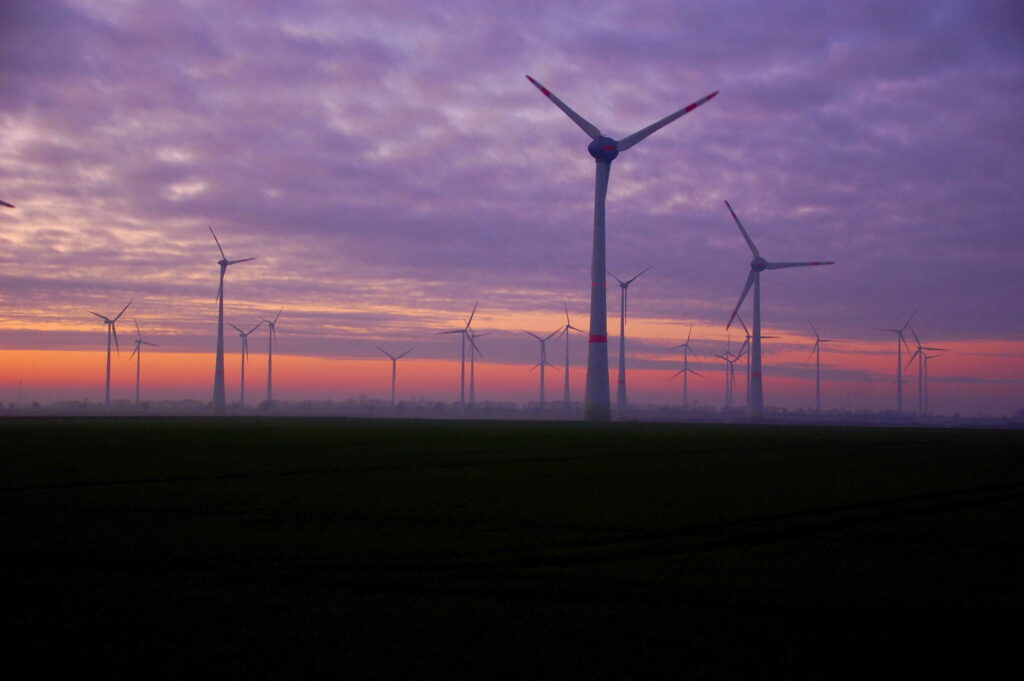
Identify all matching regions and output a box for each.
[1,418,1021,678]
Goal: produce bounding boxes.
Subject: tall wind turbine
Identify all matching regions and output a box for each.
[807,319,837,413]
[558,302,587,407]
[89,300,131,406]
[378,346,413,407]
[724,201,834,419]
[437,302,478,406]
[263,309,282,404]
[610,266,651,413]
[129,319,158,406]
[906,325,947,416]
[880,312,915,417]
[670,324,702,407]
[228,320,262,407]
[527,75,717,421]
[210,227,255,413]
[524,328,560,407]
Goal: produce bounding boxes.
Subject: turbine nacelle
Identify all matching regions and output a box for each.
[750,256,767,272]
[587,136,619,163]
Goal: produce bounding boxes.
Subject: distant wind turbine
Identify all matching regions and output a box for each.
[524,328,560,407]
[724,200,834,418]
[527,75,717,422]
[906,325,947,416]
[228,320,262,407]
[378,346,413,407]
[210,227,255,413]
[129,319,158,406]
[89,300,131,406]
[807,319,838,414]
[558,302,587,407]
[669,324,702,407]
[880,311,915,417]
[263,309,282,404]
[610,266,650,413]
[437,302,478,406]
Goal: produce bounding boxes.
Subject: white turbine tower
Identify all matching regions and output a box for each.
[669,324,702,407]
[557,302,587,407]
[527,75,717,422]
[129,319,158,406]
[89,300,131,406]
[210,227,255,413]
[378,346,413,407]
[524,328,560,407]
[880,312,915,417]
[263,309,282,404]
[437,302,478,406]
[906,325,947,416]
[228,320,262,408]
[806,319,839,414]
[724,201,834,419]
[610,266,651,414]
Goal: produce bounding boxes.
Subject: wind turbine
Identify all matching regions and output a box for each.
[437,302,478,406]
[210,227,255,413]
[713,338,740,413]
[557,302,587,407]
[880,312,915,417]
[906,325,947,416]
[129,319,158,406]
[524,328,560,407]
[609,266,651,413]
[669,324,702,407]
[89,300,131,406]
[378,346,413,407]
[724,200,834,418]
[263,309,282,404]
[807,319,838,414]
[527,75,717,422]
[228,320,262,407]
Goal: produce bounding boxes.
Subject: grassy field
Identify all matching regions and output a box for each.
[2,417,1022,677]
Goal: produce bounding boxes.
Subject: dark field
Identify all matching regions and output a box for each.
[2,418,1022,678]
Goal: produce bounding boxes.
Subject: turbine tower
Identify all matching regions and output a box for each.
[378,346,413,407]
[129,319,158,406]
[263,309,282,404]
[724,200,834,419]
[524,328,560,407]
[437,302,478,406]
[735,315,776,408]
[527,75,717,421]
[89,300,131,406]
[610,266,651,414]
[228,320,262,407]
[558,302,587,407]
[880,312,915,417]
[807,319,837,414]
[670,324,702,407]
[906,325,947,416]
[210,227,255,413]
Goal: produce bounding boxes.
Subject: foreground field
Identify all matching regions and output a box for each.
[2,418,1022,677]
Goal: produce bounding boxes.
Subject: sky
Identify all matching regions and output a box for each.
[1,0,1022,415]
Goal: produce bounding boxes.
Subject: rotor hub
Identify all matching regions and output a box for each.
[588,136,619,162]
[751,256,767,272]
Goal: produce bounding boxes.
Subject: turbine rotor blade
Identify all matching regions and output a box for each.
[523,329,543,341]
[273,308,283,323]
[625,265,652,285]
[89,311,112,323]
[727,271,756,329]
[465,302,478,329]
[617,91,718,151]
[724,201,759,257]
[764,260,835,270]
[525,75,602,140]
[112,324,120,356]
[228,322,244,334]
[113,300,132,322]
[396,349,413,359]
[247,320,263,335]
[808,319,820,339]
[227,257,256,265]
[209,226,226,260]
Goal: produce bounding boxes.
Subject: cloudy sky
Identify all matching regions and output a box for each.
[1,0,1022,414]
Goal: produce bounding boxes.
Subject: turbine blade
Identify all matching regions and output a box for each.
[608,271,626,287]
[902,310,917,331]
[465,301,478,329]
[727,271,756,329]
[228,322,244,334]
[724,201,759,258]
[227,257,256,265]
[686,323,693,344]
[142,341,159,347]
[625,265,652,285]
[523,329,542,341]
[525,75,602,140]
[113,300,132,322]
[89,311,111,322]
[112,324,120,356]
[397,349,414,359]
[377,346,395,360]
[764,260,835,270]
[129,343,139,360]
[564,301,571,325]
[209,226,226,260]
[617,90,718,151]
[273,308,283,323]
[544,328,560,342]
[134,318,142,338]
[735,314,749,336]
[247,320,263,335]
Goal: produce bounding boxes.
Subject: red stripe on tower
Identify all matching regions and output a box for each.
[589,334,607,343]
